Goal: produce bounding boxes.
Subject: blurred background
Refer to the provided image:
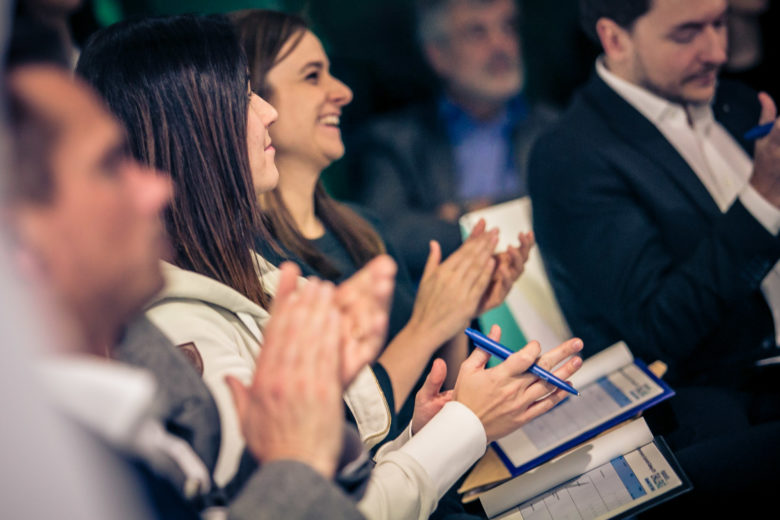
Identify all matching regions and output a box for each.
[66,0,780,198]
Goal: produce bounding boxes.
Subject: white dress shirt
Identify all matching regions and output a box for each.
[597,58,780,345]
[38,357,214,499]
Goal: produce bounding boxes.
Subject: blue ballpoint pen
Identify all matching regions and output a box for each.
[744,122,774,140]
[464,327,580,396]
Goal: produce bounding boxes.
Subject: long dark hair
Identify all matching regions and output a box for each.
[231,9,385,280]
[76,14,270,307]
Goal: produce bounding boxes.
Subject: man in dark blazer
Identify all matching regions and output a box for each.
[529,0,780,396]
[355,0,555,281]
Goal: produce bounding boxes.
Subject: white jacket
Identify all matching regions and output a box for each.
[145,257,487,520]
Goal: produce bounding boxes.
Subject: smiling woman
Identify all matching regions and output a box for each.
[264,30,354,173]
[233,10,386,280]
[231,8,535,430]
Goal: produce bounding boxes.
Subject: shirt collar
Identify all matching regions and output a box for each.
[595,56,715,133]
[437,93,526,137]
[687,102,716,135]
[38,355,159,447]
[38,355,214,498]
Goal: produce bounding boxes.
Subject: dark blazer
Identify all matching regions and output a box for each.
[528,73,780,386]
[354,100,556,280]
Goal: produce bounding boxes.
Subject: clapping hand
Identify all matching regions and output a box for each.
[226,263,344,478]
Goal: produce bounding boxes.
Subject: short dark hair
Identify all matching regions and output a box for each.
[77,14,271,308]
[5,15,70,70]
[4,82,61,205]
[578,0,653,44]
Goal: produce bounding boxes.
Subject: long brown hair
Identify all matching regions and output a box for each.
[231,9,385,279]
[77,14,271,307]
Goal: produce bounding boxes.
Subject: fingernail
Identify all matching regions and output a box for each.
[572,339,583,350]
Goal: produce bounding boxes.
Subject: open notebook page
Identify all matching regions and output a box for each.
[494,343,670,470]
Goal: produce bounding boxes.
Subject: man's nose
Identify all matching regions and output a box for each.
[700,25,728,65]
[488,25,519,55]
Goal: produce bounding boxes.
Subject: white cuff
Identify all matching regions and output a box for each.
[399,401,487,498]
[740,185,780,235]
[374,422,414,461]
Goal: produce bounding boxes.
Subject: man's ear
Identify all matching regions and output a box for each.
[8,205,51,281]
[13,244,46,282]
[596,17,634,63]
[424,41,451,78]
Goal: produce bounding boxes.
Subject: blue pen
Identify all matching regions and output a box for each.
[464,328,580,396]
[744,122,774,140]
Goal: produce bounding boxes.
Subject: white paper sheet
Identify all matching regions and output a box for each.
[481,418,654,518]
[492,436,683,520]
[568,342,633,389]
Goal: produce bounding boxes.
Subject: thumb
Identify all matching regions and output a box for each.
[519,231,535,250]
[758,91,777,125]
[225,375,249,423]
[420,358,448,398]
[422,240,442,280]
[272,262,302,311]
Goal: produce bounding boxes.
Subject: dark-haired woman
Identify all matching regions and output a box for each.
[75,13,396,488]
[232,9,534,425]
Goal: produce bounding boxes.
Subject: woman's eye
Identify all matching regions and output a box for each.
[305,71,319,83]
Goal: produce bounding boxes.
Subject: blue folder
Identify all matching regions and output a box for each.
[491,358,675,477]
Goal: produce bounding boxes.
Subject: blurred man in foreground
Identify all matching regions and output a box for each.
[3,63,373,518]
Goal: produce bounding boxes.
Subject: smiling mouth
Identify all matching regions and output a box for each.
[319,114,341,127]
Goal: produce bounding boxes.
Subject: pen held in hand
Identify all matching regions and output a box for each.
[744,122,774,141]
[464,327,580,396]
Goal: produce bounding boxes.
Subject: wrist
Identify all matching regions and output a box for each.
[397,319,448,353]
[750,173,780,208]
[264,450,337,480]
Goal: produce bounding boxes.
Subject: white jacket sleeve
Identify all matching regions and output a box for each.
[358,401,487,520]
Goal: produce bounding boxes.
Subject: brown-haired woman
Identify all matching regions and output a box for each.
[232,9,535,426]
